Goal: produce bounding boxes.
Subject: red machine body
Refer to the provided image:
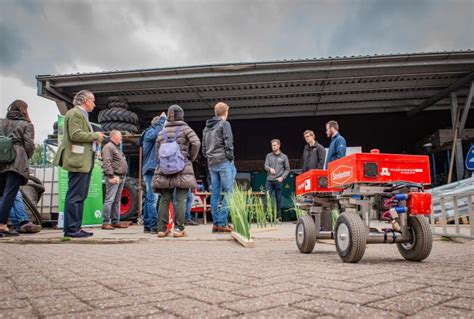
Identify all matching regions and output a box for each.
[328,152,431,188]
[296,169,342,196]
[407,192,432,215]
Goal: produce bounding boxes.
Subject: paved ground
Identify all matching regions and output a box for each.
[0,224,473,318]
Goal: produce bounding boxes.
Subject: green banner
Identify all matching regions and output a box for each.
[57,115,103,227]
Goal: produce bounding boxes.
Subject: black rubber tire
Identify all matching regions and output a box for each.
[296,214,317,253]
[335,213,367,263]
[107,96,128,104]
[28,175,43,186]
[20,189,42,225]
[21,176,45,205]
[107,101,129,110]
[21,184,45,205]
[101,121,139,134]
[98,108,138,125]
[397,215,433,262]
[120,177,139,221]
[107,96,129,110]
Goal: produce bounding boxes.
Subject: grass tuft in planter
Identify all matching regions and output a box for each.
[228,185,251,240]
[265,191,277,227]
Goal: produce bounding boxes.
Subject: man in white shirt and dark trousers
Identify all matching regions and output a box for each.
[264,139,290,223]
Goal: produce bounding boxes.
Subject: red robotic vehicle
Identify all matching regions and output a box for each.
[295,150,433,263]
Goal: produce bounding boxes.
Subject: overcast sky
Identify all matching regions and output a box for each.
[1,0,473,143]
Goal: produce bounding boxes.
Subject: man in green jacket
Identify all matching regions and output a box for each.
[54,90,104,238]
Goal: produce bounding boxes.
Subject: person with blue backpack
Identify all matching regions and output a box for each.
[153,105,201,238]
[139,112,166,234]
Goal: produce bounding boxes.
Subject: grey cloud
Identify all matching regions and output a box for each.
[0,0,473,89]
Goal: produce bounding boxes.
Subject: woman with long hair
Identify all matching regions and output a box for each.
[0,100,35,237]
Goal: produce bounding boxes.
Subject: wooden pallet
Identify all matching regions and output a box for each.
[231,231,256,248]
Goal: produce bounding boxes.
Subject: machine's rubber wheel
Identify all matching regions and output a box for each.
[101,121,139,133]
[98,108,138,125]
[120,177,139,221]
[296,214,317,253]
[335,213,367,263]
[397,215,432,262]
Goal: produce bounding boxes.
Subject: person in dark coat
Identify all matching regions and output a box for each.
[0,100,35,237]
[153,105,201,238]
[301,130,326,172]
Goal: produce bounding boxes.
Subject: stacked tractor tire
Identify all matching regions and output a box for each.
[98,96,139,134]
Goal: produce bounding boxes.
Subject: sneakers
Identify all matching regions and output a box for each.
[64,231,89,238]
[79,229,94,237]
[173,229,187,238]
[157,229,186,238]
[157,231,169,238]
[0,228,19,237]
[19,222,42,233]
[102,224,114,230]
[185,219,199,226]
[212,224,233,233]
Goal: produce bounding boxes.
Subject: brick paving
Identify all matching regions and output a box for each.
[0,226,473,318]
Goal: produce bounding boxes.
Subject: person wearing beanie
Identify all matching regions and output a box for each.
[153,105,201,238]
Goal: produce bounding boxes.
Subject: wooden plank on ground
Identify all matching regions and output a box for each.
[231,231,255,248]
[250,227,278,234]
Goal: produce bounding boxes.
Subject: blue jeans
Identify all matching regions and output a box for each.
[8,192,29,230]
[143,173,159,231]
[209,160,236,226]
[173,189,193,221]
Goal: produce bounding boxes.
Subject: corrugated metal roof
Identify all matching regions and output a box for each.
[36,50,474,125]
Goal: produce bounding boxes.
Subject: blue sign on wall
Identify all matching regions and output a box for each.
[466,144,474,171]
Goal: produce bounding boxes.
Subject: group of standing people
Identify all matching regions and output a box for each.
[263,121,347,221]
[0,90,346,238]
[52,90,236,238]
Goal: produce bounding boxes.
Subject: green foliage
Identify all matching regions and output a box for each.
[288,195,308,220]
[228,185,251,240]
[29,144,46,165]
[331,207,340,229]
[265,191,277,227]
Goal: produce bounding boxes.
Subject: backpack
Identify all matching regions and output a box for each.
[0,119,17,163]
[158,126,186,175]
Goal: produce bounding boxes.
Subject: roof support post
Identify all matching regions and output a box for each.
[455,81,474,181]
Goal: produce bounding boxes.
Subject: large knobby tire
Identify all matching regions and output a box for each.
[335,213,367,263]
[397,215,433,262]
[101,121,139,134]
[107,96,129,110]
[296,214,317,253]
[120,177,139,221]
[98,108,138,125]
